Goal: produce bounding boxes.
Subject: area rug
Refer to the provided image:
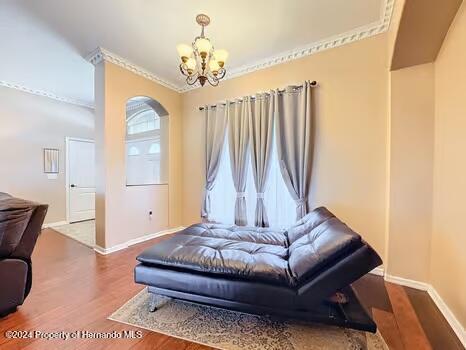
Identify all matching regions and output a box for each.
[109,288,388,350]
[53,220,95,248]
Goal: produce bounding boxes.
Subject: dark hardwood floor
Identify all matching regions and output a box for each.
[0,229,462,350]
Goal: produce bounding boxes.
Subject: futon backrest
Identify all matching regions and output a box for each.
[287,207,362,284]
[286,207,335,244]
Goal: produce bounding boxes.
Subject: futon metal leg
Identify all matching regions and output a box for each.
[327,291,349,323]
[148,293,158,312]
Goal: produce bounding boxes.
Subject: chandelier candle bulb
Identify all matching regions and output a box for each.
[177,14,228,87]
[214,49,229,67]
[176,44,193,62]
[195,38,212,57]
[209,60,220,75]
[186,58,196,74]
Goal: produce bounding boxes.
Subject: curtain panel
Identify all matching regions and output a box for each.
[201,104,229,220]
[249,93,275,227]
[228,99,251,226]
[203,81,314,226]
[274,81,314,220]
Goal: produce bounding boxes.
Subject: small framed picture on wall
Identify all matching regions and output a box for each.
[43,148,59,174]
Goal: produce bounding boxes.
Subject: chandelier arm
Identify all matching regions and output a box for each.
[216,68,226,80]
[186,73,200,86]
[206,73,219,87]
[179,64,190,77]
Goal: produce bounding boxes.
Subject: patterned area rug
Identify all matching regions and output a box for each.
[109,289,388,350]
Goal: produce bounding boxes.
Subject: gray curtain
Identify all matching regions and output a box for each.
[249,94,275,227]
[274,81,313,220]
[228,98,250,226]
[201,104,228,220]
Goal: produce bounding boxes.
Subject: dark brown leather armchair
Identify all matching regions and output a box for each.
[0,192,48,317]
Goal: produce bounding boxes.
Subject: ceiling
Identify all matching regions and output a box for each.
[0,0,392,107]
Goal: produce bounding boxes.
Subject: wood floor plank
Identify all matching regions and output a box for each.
[405,286,464,350]
[353,274,393,314]
[372,307,405,350]
[385,282,432,350]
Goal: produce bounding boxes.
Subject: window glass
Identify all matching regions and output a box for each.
[128,146,140,156]
[148,142,161,154]
[125,97,169,185]
[127,109,160,135]
[210,128,295,228]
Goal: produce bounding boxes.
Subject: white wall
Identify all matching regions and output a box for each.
[0,87,94,224]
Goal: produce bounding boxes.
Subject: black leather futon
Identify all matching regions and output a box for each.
[134,207,382,332]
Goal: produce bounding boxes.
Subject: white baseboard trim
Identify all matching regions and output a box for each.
[384,273,430,291]
[42,221,68,229]
[369,267,385,276]
[93,226,184,255]
[427,285,466,348]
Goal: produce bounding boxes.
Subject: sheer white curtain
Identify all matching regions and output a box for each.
[262,139,296,228]
[210,134,236,224]
[210,128,295,229]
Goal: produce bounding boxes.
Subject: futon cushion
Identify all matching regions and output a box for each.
[288,217,362,283]
[137,233,291,285]
[136,207,365,288]
[182,223,288,246]
[287,207,335,244]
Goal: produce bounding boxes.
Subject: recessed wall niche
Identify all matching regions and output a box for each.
[125,96,169,186]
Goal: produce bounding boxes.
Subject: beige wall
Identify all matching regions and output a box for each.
[432,2,466,328]
[0,86,94,224]
[387,63,434,282]
[182,34,389,258]
[94,61,183,248]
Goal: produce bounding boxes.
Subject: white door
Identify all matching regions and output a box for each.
[67,138,95,223]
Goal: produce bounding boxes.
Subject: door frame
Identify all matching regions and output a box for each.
[65,137,95,223]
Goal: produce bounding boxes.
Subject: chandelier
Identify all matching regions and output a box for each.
[177,14,228,87]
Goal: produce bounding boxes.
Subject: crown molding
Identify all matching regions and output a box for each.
[0,80,94,108]
[86,47,181,92]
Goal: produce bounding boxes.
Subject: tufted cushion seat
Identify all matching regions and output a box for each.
[177,223,288,246]
[136,207,368,288]
[137,233,291,285]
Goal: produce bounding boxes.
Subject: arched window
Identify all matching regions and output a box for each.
[148,142,160,154]
[125,96,169,186]
[127,146,140,156]
[127,109,160,135]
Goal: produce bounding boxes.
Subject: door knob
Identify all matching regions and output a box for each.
[70,184,76,188]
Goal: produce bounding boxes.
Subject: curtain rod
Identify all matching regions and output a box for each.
[198,80,317,111]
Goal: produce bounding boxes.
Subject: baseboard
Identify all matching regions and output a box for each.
[369,267,385,276]
[384,273,429,291]
[93,242,127,255]
[93,226,184,255]
[42,221,68,229]
[427,285,466,348]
